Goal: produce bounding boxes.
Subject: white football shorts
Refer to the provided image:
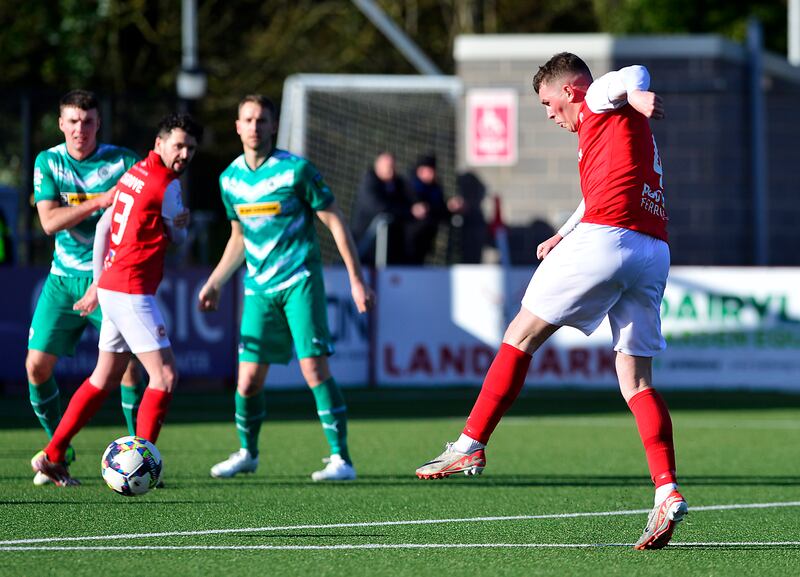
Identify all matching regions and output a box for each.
[97,288,171,354]
[521,223,669,357]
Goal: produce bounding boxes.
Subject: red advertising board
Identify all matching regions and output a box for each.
[466,89,518,166]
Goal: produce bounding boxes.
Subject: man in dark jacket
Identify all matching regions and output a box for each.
[351,152,411,265]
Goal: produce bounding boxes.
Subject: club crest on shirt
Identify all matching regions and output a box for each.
[103,249,116,271]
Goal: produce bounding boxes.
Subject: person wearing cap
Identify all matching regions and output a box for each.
[405,153,463,264]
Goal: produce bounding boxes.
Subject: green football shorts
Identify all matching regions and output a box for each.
[28,274,102,357]
[239,273,334,365]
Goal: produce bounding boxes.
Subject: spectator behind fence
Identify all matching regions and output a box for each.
[455,171,488,264]
[350,152,411,265]
[405,154,464,264]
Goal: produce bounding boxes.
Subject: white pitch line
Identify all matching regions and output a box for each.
[0,500,798,547]
[2,542,800,552]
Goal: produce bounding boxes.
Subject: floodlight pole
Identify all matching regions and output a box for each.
[177,0,207,103]
[748,19,768,265]
[351,0,443,76]
[790,0,800,65]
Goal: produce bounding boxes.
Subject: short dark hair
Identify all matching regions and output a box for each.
[238,94,277,121]
[156,113,204,142]
[59,89,98,114]
[416,153,436,169]
[532,52,593,94]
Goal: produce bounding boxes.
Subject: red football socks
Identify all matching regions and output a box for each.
[628,388,677,487]
[463,343,532,444]
[45,378,110,463]
[135,387,173,445]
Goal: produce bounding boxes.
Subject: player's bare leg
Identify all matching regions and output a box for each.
[617,352,688,549]
[417,308,558,479]
[211,361,267,478]
[302,356,355,481]
[133,347,178,445]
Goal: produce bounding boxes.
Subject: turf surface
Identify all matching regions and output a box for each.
[1,389,799,576]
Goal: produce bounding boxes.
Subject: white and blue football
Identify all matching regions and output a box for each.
[101,436,162,496]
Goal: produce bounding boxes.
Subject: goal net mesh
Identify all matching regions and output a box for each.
[288,84,459,265]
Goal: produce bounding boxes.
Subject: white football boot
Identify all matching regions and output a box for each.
[32,446,76,486]
[416,442,486,479]
[210,449,259,478]
[311,454,356,481]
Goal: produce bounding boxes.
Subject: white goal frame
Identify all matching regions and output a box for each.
[277,74,464,157]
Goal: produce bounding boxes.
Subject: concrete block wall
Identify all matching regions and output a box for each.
[454,34,800,265]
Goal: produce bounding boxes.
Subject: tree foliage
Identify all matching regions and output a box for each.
[1,0,789,104]
[592,0,788,54]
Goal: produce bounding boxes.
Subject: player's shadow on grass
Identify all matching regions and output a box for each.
[4,389,800,429]
[177,473,800,489]
[674,544,800,551]
[0,499,225,505]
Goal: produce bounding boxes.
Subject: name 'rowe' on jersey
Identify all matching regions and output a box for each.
[33,143,138,277]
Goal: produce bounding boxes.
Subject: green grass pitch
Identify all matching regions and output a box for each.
[1,389,799,576]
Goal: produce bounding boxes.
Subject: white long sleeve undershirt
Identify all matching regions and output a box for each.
[585,65,651,113]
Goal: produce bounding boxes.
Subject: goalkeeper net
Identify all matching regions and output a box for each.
[278,74,462,265]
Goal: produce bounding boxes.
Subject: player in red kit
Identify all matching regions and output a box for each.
[32,113,202,487]
[416,53,687,550]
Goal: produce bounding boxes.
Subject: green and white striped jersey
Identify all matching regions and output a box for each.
[33,143,139,277]
[220,149,334,294]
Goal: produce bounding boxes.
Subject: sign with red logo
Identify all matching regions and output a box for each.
[466,89,517,166]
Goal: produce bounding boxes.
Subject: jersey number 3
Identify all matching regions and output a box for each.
[111,191,135,244]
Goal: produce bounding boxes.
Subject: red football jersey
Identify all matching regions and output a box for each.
[576,101,668,242]
[98,151,178,295]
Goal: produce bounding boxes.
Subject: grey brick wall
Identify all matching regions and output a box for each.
[455,35,800,265]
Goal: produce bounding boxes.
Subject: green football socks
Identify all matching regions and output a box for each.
[29,377,60,438]
[311,378,351,464]
[235,391,265,458]
[120,377,147,436]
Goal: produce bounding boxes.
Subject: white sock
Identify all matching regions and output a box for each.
[453,433,485,453]
[654,483,679,506]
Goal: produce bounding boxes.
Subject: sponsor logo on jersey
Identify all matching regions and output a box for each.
[235,202,282,217]
[60,192,104,206]
[156,325,167,338]
[640,182,667,219]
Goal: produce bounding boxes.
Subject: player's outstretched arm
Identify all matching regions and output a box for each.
[316,201,375,313]
[36,189,116,235]
[537,199,585,260]
[198,221,245,312]
[627,90,665,120]
[536,234,563,261]
[586,65,652,114]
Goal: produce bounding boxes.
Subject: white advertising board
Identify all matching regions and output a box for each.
[377,266,800,391]
[256,266,800,391]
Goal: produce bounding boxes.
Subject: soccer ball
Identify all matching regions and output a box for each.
[101,436,162,496]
